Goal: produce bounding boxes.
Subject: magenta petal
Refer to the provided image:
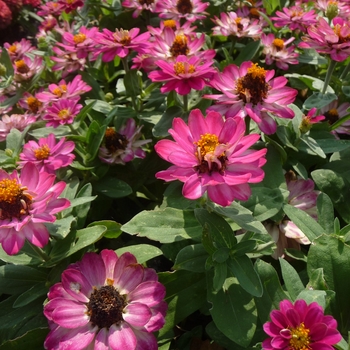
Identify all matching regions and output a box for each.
[123,303,152,327]
[113,252,138,284]
[128,281,166,307]
[271,335,289,349]
[59,323,97,350]
[108,322,137,350]
[52,303,89,328]
[117,264,144,294]
[133,329,158,350]
[95,328,109,350]
[182,174,204,200]
[79,252,106,288]
[311,343,336,350]
[285,308,300,328]
[270,310,288,328]
[309,323,328,341]
[61,268,91,303]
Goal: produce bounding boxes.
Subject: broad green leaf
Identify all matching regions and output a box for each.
[85,120,107,163]
[303,92,337,110]
[254,259,290,323]
[13,282,47,308]
[213,262,227,292]
[122,207,202,243]
[208,276,257,347]
[279,258,305,301]
[299,134,326,158]
[234,40,261,65]
[152,106,184,138]
[232,240,258,256]
[212,247,230,264]
[94,178,132,198]
[315,139,350,153]
[174,244,208,273]
[0,328,48,350]
[227,255,263,297]
[296,290,327,310]
[88,220,122,239]
[195,208,237,248]
[307,268,328,291]
[124,69,142,98]
[317,193,334,234]
[283,204,324,242]
[116,244,163,264]
[46,216,76,239]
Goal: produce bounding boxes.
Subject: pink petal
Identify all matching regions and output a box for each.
[61,268,92,303]
[108,322,137,350]
[79,252,106,288]
[182,174,204,200]
[95,328,110,350]
[52,303,89,328]
[123,303,152,327]
[113,252,138,284]
[133,330,158,350]
[128,281,166,307]
[116,264,144,294]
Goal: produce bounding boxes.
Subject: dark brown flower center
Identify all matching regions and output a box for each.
[27,96,42,113]
[86,285,127,329]
[324,108,339,124]
[15,60,30,74]
[236,63,270,105]
[176,0,193,14]
[104,128,128,153]
[170,35,189,57]
[0,179,32,220]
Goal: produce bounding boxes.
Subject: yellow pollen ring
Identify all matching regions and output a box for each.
[272,38,285,50]
[163,19,177,28]
[174,62,196,75]
[0,179,23,204]
[58,109,70,120]
[27,96,42,112]
[289,323,311,350]
[247,63,266,79]
[34,144,51,160]
[194,133,220,158]
[73,33,87,44]
[8,45,17,53]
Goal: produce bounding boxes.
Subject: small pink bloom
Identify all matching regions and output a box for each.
[13,56,43,82]
[320,100,350,134]
[37,1,65,16]
[43,249,167,350]
[299,108,326,133]
[42,99,83,128]
[0,114,37,142]
[57,0,84,13]
[122,0,158,18]
[205,61,298,134]
[4,38,36,62]
[148,54,216,95]
[155,109,267,206]
[0,162,70,255]
[299,17,350,61]
[18,134,75,174]
[263,299,341,350]
[99,119,151,165]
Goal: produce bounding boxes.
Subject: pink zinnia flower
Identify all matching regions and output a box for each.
[37,1,65,16]
[204,61,298,134]
[299,17,350,62]
[17,92,45,116]
[299,107,326,133]
[99,119,151,165]
[271,6,318,32]
[0,114,37,142]
[43,249,167,350]
[13,56,43,82]
[155,109,267,207]
[4,38,35,61]
[320,100,350,134]
[18,134,75,174]
[57,0,84,13]
[42,98,83,128]
[0,162,70,255]
[263,299,341,350]
[148,54,216,95]
[93,28,150,62]
[261,34,299,71]
[122,0,158,17]
[156,0,209,23]
[211,11,263,39]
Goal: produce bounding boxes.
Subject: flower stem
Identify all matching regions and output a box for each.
[27,242,50,262]
[340,61,350,80]
[321,59,337,94]
[122,57,129,73]
[183,94,188,112]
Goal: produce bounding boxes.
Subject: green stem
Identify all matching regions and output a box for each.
[182,94,188,112]
[245,116,251,136]
[340,61,350,80]
[121,57,129,73]
[28,242,50,262]
[321,59,337,94]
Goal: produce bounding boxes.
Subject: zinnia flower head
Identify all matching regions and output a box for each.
[299,108,325,133]
[0,162,70,255]
[263,299,341,350]
[18,134,75,174]
[44,249,167,350]
[148,54,216,95]
[0,113,37,142]
[205,61,298,134]
[99,118,151,165]
[320,100,350,134]
[155,109,267,206]
[13,55,43,82]
[122,0,158,18]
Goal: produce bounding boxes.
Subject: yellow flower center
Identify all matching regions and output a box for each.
[0,179,32,220]
[174,62,195,75]
[289,323,311,350]
[235,17,244,30]
[325,108,339,125]
[58,109,70,120]
[236,63,270,105]
[272,38,285,51]
[34,145,51,160]
[27,96,42,113]
[176,0,193,14]
[15,60,30,74]
[249,7,260,18]
[104,128,128,153]
[163,19,177,29]
[170,34,189,57]
[73,33,87,44]
[333,23,350,43]
[115,29,131,45]
[195,133,220,158]
[8,44,17,54]
[53,85,67,97]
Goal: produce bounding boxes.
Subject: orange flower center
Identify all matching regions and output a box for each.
[195,133,220,157]
[0,179,32,220]
[104,128,128,153]
[174,62,195,75]
[115,29,131,45]
[58,109,70,120]
[170,34,189,57]
[7,45,17,54]
[289,323,311,350]
[163,20,177,29]
[73,33,87,44]
[272,38,284,51]
[176,0,193,14]
[15,60,30,74]
[27,96,42,113]
[236,63,270,105]
[53,85,67,97]
[325,108,339,124]
[34,144,51,160]
[333,23,350,43]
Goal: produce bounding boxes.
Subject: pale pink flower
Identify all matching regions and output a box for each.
[319,100,350,134]
[13,56,43,82]
[93,28,150,62]
[44,250,167,350]
[17,92,45,117]
[99,119,151,165]
[0,162,70,255]
[122,0,158,18]
[147,19,196,38]
[0,114,37,142]
[4,38,35,61]
[263,299,341,350]
[271,5,318,32]
[156,0,209,22]
[18,134,75,174]
[299,17,350,62]
[42,99,83,128]
[37,1,65,16]
[261,33,299,70]
[211,11,263,39]
[148,54,216,95]
[204,61,298,134]
[155,109,267,206]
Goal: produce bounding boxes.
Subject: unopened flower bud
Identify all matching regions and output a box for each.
[326,3,339,21]
[105,92,114,102]
[0,63,6,76]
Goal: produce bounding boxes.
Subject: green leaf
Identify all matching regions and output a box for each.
[296,290,327,310]
[152,106,184,138]
[94,177,132,198]
[263,0,280,14]
[254,259,290,323]
[213,262,227,292]
[227,255,263,297]
[0,328,48,350]
[124,69,142,97]
[299,134,326,158]
[195,208,237,248]
[283,204,324,242]
[115,244,163,264]
[174,244,208,272]
[232,240,258,256]
[208,276,257,347]
[13,282,47,308]
[88,220,122,239]
[122,208,202,243]
[303,92,337,110]
[234,40,261,65]
[279,258,305,301]
[317,193,334,234]
[85,120,107,163]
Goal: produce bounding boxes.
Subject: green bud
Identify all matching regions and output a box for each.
[326,3,339,21]
[0,63,6,77]
[105,92,114,102]
[5,148,13,157]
